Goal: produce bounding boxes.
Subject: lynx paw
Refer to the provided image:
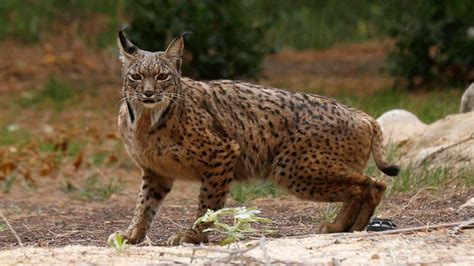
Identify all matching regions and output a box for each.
[109,227,146,245]
[317,224,331,234]
[317,223,344,234]
[166,229,208,246]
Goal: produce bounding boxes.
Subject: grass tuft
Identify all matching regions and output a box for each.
[230,180,285,203]
[336,88,463,124]
[1,174,16,193]
[67,174,121,201]
[0,125,31,146]
[389,165,473,194]
[319,204,341,223]
[0,0,123,43]
[365,143,473,195]
[18,77,76,110]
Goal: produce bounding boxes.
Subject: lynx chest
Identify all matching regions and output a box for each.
[118,108,200,180]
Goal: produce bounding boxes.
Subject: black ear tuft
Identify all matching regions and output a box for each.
[179,31,192,38]
[118,26,138,55]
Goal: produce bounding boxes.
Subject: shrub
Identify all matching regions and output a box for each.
[127,0,271,80]
[384,1,474,89]
[0,0,121,43]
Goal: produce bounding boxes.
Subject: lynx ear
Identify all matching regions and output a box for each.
[118,28,138,62]
[164,36,184,59]
[164,32,191,58]
[164,32,190,73]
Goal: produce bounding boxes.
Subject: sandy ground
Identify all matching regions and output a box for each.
[1,227,473,265]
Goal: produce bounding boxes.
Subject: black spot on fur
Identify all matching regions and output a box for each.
[126,100,135,123]
[153,192,163,200]
[202,99,229,138]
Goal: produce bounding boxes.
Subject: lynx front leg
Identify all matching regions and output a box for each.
[166,170,233,246]
[118,169,174,244]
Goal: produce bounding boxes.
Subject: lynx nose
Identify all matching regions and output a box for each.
[143,90,154,98]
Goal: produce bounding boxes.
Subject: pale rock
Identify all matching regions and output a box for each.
[460,83,474,113]
[398,112,474,169]
[459,198,474,210]
[377,109,427,146]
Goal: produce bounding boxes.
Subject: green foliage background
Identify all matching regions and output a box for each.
[383,1,474,89]
[0,0,472,86]
[127,0,270,79]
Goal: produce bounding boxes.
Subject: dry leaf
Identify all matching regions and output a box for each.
[0,161,17,180]
[106,154,118,165]
[73,151,84,171]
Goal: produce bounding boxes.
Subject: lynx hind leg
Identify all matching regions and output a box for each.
[317,175,386,233]
[273,151,384,233]
[120,170,173,244]
[350,179,386,232]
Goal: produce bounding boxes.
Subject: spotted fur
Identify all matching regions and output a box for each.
[114,30,400,246]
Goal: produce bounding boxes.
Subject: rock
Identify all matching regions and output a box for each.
[460,83,474,113]
[459,198,474,210]
[398,112,474,169]
[377,109,427,146]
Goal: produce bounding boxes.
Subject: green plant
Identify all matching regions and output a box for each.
[362,140,473,194]
[230,181,285,203]
[0,124,31,146]
[91,152,110,166]
[319,204,341,223]
[128,0,270,79]
[18,77,76,111]
[194,207,273,246]
[389,165,473,194]
[336,88,463,124]
[1,174,16,193]
[0,0,124,43]
[384,1,474,89]
[76,175,121,201]
[253,0,382,50]
[107,232,128,251]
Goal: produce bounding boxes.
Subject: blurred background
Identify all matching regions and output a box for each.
[0,0,473,248]
[1,0,473,195]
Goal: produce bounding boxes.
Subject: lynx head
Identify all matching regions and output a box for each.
[118,29,185,109]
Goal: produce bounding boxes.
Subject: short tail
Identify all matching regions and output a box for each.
[370,120,400,176]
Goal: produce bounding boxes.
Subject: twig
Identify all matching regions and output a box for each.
[160,216,188,229]
[0,211,23,247]
[286,220,474,240]
[401,189,424,210]
[22,223,32,233]
[449,218,474,235]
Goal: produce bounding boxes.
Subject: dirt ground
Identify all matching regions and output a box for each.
[0,33,473,263]
[0,177,473,250]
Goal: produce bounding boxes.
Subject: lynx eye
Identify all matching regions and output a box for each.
[156,73,170,81]
[129,73,143,81]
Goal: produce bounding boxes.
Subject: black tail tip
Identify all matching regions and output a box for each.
[382,165,400,176]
